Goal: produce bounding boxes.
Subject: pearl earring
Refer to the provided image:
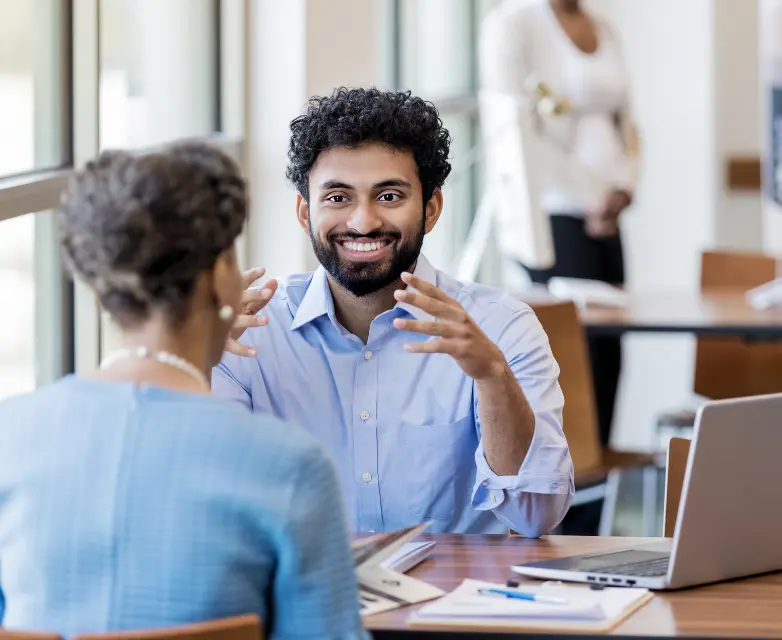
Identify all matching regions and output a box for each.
[218,305,235,323]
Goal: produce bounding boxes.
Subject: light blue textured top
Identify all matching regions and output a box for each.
[213,255,574,536]
[0,376,366,640]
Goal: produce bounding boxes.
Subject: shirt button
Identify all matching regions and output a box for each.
[360,410,370,421]
[490,493,497,505]
[482,480,489,487]
[364,351,373,361]
[362,472,373,483]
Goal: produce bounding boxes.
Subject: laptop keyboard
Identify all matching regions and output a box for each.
[595,556,670,578]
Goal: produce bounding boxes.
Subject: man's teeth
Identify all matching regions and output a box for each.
[342,241,389,252]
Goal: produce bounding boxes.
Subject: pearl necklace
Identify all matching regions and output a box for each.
[100,346,210,390]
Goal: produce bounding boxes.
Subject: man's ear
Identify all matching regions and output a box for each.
[424,188,444,234]
[296,194,311,234]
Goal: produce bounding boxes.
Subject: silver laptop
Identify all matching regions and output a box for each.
[512,393,782,590]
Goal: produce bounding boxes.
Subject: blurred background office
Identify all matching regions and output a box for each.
[0,0,778,535]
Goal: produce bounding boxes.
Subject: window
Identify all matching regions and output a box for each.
[390,0,497,273]
[0,2,68,176]
[0,215,36,400]
[0,209,69,401]
[0,1,247,399]
[99,0,220,148]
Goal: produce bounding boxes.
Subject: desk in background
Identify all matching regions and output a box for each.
[367,534,782,639]
[578,290,782,338]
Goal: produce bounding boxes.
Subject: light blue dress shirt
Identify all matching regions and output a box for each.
[0,377,366,640]
[214,256,574,536]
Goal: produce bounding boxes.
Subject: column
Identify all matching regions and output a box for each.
[246,0,384,277]
[760,0,782,256]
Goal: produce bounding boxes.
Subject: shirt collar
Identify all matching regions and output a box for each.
[290,267,333,331]
[289,254,438,331]
[395,254,437,322]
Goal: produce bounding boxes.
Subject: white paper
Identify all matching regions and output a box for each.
[547,277,628,308]
[381,541,435,574]
[415,579,649,622]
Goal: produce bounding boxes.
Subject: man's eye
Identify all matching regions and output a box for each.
[327,195,347,203]
[379,193,400,202]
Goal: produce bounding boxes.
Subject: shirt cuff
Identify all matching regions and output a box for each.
[471,444,572,513]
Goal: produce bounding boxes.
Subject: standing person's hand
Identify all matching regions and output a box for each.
[225,267,278,357]
[586,189,632,239]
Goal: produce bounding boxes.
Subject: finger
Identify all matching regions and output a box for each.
[247,280,279,306]
[224,338,258,358]
[393,317,464,338]
[393,289,466,322]
[242,279,278,313]
[242,267,267,289]
[400,272,453,303]
[403,338,466,355]
[233,314,269,330]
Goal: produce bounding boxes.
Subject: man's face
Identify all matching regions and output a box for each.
[298,143,441,297]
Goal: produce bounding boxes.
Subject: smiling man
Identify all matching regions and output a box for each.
[212,88,573,536]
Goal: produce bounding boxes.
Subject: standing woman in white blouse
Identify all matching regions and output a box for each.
[479,0,640,533]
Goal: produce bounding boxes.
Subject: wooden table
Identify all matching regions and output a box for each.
[367,534,782,639]
[577,291,782,338]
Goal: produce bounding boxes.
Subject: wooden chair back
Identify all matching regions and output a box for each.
[0,632,62,640]
[531,301,602,477]
[663,437,691,538]
[73,615,262,640]
[695,250,782,399]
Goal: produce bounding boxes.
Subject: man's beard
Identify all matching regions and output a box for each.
[309,219,425,297]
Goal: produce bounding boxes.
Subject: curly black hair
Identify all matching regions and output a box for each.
[287,87,452,203]
[58,142,247,328]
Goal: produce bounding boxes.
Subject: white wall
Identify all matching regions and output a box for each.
[247,0,384,279]
[588,0,761,449]
[713,0,762,250]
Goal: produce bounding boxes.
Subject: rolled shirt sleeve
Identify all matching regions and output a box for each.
[470,307,574,537]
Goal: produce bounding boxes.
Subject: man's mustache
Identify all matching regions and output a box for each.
[329,231,401,242]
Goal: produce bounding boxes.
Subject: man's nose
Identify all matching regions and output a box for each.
[346,202,383,235]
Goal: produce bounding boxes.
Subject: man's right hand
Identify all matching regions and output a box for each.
[225,267,279,358]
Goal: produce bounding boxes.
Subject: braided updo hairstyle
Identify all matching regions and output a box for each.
[58,142,247,328]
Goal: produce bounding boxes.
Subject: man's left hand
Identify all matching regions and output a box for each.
[392,272,508,382]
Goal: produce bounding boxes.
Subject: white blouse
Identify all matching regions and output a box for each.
[479,0,640,220]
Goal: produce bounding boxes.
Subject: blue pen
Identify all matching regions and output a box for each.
[477,587,569,605]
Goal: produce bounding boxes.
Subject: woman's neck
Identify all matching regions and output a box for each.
[551,0,581,15]
[89,316,214,394]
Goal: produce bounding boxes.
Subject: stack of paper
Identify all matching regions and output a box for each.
[352,523,444,617]
[548,277,629,308]
[746,277,782,309]
[408,579,653,632]
[381,541,436,574]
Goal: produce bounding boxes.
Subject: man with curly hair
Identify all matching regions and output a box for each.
[213,88,573,537]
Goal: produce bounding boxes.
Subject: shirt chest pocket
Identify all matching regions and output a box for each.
[401,415,475,521]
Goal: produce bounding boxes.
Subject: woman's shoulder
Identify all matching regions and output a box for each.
[484,0,547,29]
[0,377,323,461]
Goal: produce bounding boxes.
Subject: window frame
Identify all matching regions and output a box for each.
[388,0,483,270]
[0,0,248,389]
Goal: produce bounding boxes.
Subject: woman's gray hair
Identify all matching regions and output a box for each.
[58,142,248,328]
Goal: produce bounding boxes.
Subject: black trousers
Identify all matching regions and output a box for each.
[524,214,625,535]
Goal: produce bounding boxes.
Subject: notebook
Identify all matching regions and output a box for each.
[352,523,444,617]
[382,541,436,574]
[407,579,653,633]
